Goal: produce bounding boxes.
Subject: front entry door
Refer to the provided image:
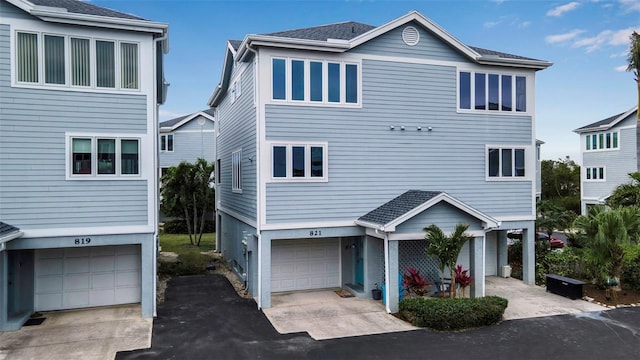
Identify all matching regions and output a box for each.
[354,238,364,286]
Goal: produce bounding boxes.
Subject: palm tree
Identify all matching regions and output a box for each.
[626,31,640,169]
[606,172,640,208]
[424,223,473,298]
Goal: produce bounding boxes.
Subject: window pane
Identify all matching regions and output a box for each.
[599,168,604,179]
[71,38,90,86]
[17,32,38,83]
[475,73,486,110]
[167,134,173,151]
[96,41,115,88]
[586,135,591,150]
[291,60,304,100]
[272,58,286,100]
[273,146,286,178]
[311,146,323,177]
[501,149,512,177]
[515,149,525,177]
[292,146,305,177]
[72,138,92,175]
[44,35,65,84]
[121,139,139,174]
[605,133,611,148]
[488,148,499,177]
[613,132,618,148]
[160,135,166,151]
[488,74,499,110]
[459,72,471,109]
[345,64,358,103]
[516,76,526,112]
[310,61,323,102]
[97,139,116,174]
[501,75,512,111]
[592,135,597,150]
[586,168,591,179]
[598,133,604,149]
[121,42,138,89]
[328,63,340,103]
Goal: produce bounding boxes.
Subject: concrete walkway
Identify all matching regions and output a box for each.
[263,290,416,340]
[0,305,151,360]
[485,276,607,320]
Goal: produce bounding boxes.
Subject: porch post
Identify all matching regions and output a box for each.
[497,230,509,268]
[387,239,399,313]
[522,227,535,285]
[258,232,272,309]
[470,236,485,298]
[0,251,7,331]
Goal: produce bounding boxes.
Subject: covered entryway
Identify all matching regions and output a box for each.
[271,238,340,292]
[34,245,141,311]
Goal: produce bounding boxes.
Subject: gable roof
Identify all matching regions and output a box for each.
[355,190,500,232]
[160,109,215,131]
[6,0,167,34]
[0,222,23,251]
[264,21,375,41]
[573,106,638,133]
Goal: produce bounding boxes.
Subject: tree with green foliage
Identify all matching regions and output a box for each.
[627,31,640,169]
[424,223,473,298]
[606,172,640,208]
[540,158,581,215]
[573,206,640,291]
[536,199,575,235]
[161,158,215,246]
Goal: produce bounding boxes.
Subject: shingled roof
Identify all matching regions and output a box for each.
[358,190,442,226]
[160,109,215,129]
[29,0,145,20]
[574,106,638,133]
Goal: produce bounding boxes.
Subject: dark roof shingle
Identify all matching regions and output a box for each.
[264,21,375,41]
[470,46,542,62]
[0,222,20,237]
[160,109,214,128]
[358,190,442,226]
[29,0,146,20]
[575,111,627,132]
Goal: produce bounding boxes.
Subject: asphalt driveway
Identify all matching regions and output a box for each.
[117,275,640,360]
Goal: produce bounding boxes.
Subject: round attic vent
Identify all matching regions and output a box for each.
[402,26,420,46]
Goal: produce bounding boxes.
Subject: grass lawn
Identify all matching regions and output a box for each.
[159,232,216,277]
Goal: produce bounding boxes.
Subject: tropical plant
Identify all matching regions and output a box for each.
[540,158,581,215]
[536,199,575,235]
[424,223,473,298]
[161,158,215,246]
[606,172,640,209]
[454,265,472,297]
[627,31,640,117]
[402,267,429,297]
[573,206,640,290]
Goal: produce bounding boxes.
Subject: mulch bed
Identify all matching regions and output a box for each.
[583,284,640,307]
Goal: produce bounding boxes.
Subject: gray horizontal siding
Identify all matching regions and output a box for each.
[217,61,257,220]
[0,22,150,229]
[0,1,33,20]
[396,202,484,234]
[349,20,467,62]
[159,130,215,168]
[265,59,533,223]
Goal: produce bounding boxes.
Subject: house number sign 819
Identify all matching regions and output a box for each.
[74,238,91,245]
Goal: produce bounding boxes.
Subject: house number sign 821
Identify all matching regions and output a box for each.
[74,237,91,245]
[309,230,322,237]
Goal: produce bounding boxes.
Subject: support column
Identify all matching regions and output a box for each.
[258,233,272,309]
[141,236,155,318]
[470,236,485,298]
[497,230,509,268]
[0,251,7,331]
[522,227,535,285]
[387,239,399,313]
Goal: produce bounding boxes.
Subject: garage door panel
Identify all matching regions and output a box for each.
[116,271,140,287]
[92,273,115,289]
[92,246,115,257]
[36,276,62,293]
[64,292,89,308]
[91,256,115,272]
[65,257,89,274]
[117,254,140,271]
[272,238,340,292]
[36,293,61,310]
[115,288,139,303]
[64,274,89,290]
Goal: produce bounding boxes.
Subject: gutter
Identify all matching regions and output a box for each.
[31,7,168,34]
[0,231,24,252]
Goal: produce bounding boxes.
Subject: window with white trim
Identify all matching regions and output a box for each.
[231,78,242,103]
[459,71,526,113]
[487,147,526,179]
[68,136,140,178]
[585,167,605,181]
[15,31,139,90]
[271,143,327,181]
[585,132,618,151]
[160,134,174,152]
[272,58,359,105]
[232,149,242,192]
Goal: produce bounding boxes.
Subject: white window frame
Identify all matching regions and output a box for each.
[232,149,242,193]
[585,166,606,182]
[485,145,528,181]
[230,77,242,104]
[65,134,142,180]
[457,69,529,115]
[268,142,328,182]
[160,133,174,152]
[584,131,619,152]
[270,57,361,107]
[13,30,140,92]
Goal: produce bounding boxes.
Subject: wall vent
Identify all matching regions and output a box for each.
[402,26,420,46]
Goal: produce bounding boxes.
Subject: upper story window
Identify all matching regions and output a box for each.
[16,31,139,90]
[68,135,140,179]
[231,78,242,103]
[232,149,242,193]
[271,58,360,106]
[459,71,526,113]
[270,143,328,182]
[487,146,526,180]
[585,132,618,151]
[585,167,605,181]
[160,134,174,152]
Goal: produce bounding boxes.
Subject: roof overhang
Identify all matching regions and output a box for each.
[160,111,215,132]
[0,229,23,252]
[356,192,501,233]
[574,105,638,134]
[208,43,237,107]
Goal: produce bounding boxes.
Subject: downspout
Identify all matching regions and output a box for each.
[383,231,390,313]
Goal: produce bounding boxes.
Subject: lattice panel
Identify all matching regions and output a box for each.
[399,240,441,283]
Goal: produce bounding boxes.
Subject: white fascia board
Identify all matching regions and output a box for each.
[209,47,236,107]
[354,219,384,231]
[208,84,222,107]
[476,57,552,70]
[0,230,24,251]
[573,105,638,133]
[235,35,349,61]
[29,8,167,34]
[166,112,215,132]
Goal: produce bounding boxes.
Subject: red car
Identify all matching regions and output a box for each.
[537,232,565,249]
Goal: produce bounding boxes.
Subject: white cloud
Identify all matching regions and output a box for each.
[615,64,629,71]
[545,29,585,44]
[619,0,640,12]
[519,21,532,29]
[572,26,640,52]
[484,21,501,28]
[610,50,630,58]
[547,2,581,16]
[609,26,640,45]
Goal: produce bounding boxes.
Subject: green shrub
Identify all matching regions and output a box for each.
[621,247,640,292]
[399,296,508,331]
[545,247,584,279]
[164,219,215,234]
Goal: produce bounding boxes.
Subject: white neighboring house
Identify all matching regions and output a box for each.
[574,106,638,214]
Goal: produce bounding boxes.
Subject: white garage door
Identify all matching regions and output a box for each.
[271,238,340,292]
[35,245,141,311]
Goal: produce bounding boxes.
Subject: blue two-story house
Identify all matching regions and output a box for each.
[0,0,168,331]
[574,106,638,214]
[209,11,551,313]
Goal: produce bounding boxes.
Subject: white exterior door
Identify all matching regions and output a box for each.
[271,238,340,292]
[35,245,141,311]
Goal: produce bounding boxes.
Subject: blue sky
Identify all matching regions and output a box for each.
[93,0,639,163]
